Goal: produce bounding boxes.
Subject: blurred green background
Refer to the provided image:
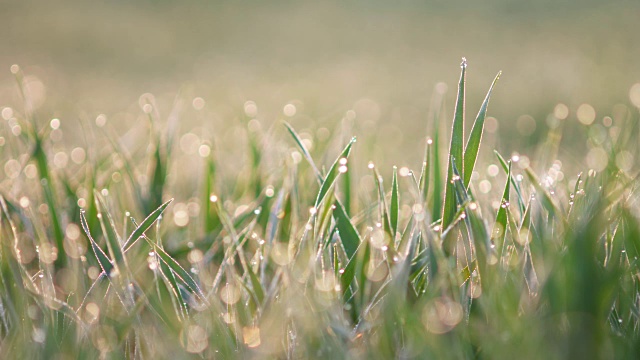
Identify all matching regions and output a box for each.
[1,0,639,168]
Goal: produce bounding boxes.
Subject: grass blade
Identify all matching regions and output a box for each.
[491,160,512,254]
[333,199,362,260]
[442,58,467,231]
[390,166,399,238]
[283,121,323,183]
[80,210,114,277]
[143,237,207,303]
[463,71,501,188]
[122,198,173,252]
[314,137,356,209]
[94,191,127,274]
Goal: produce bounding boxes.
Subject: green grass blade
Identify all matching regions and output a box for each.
[333,199,361,260]
[314,137,356,209]
[463,71,501,188]
[390,166,399,237]
[431,128,443,221]
[283,121,323,183]
[122,198,173,253]
[419,140,432,206]
[94,191,127,274]
[80,210,114,276]
[246,266,265,306]
[142,237,207,303]
[495,150,526,214]
[372,166,393,238]
[491,161,512,253]
[524,167,562,220]
[442,58,467,230]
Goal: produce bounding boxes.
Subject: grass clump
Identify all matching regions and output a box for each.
[1,60,639,359]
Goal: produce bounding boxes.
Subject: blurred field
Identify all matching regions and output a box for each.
[2,0,640,167]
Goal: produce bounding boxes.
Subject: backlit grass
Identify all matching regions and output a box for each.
[1,60,640,359]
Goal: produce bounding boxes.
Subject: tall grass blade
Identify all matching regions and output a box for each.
[463,71,501,188]
[390,166,399,237]
[94,191,127,274]
[314,137,356,209]
[442,58,467,231]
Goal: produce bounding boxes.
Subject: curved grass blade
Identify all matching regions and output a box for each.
[285,122,360,259]
[314,137,356,209]
[463,71,501,188]
[419,140,432,206]
[122,198,173,253]
[442,58,467,231]
[283,121,323,183]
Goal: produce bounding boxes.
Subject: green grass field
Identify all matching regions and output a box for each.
[1,57,640,359]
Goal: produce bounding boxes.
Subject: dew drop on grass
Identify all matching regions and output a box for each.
[192,97,205,110]
[1,107,13,120]
[50,118,60,129]
[95,114,107,127]
[265,186,275,197]
[19,197,30,208]
[283,103,296,117]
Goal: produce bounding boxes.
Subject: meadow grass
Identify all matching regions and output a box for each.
[1,60,639,359]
